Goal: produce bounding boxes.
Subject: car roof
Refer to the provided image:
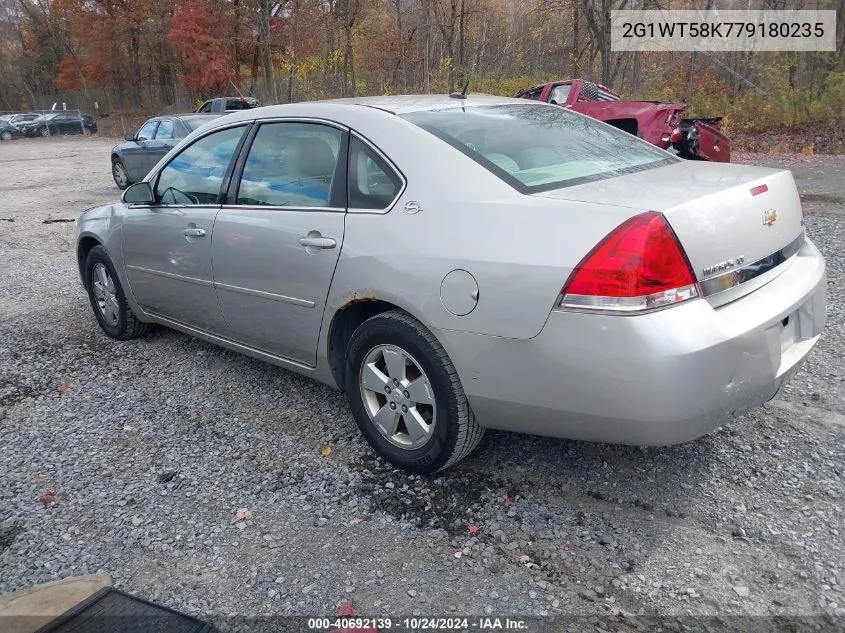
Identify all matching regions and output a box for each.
[196,93,551,133]
[144,113,219,122]
[215,94,528,122]
[170,113,219,119]
[315,93,524,114]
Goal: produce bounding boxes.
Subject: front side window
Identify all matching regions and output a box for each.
[401,104,676,193]
[348,137,402,209]
[197,102,212,113]
[154,120,174,139]
[155,125,244,205]
[236,122,343,207]
[136,120,158,141]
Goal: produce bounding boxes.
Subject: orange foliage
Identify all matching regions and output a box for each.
[55,55,82,92]
[169,0,237,93]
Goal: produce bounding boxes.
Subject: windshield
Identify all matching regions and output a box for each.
[401,104,676,193]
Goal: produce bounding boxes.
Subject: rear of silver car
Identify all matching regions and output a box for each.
[437,161,826,444]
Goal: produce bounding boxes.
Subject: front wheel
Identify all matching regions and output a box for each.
[344,310,484,473]
[39,127,50,137]
[0,131,12,141]
[84,245,151,340]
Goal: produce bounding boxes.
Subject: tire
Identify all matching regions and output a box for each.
[344,310,484,473]
[84,245,151,340]
[39,127,50,137]
[0,131,12,141]
[112,158,129,190]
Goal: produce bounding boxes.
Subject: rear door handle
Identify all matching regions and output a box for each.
[299,236,337,250]
[181,228,206,237]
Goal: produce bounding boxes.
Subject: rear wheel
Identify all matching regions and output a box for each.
[112,158,129,190]
[84,245,151,340]
[344,310,484,473]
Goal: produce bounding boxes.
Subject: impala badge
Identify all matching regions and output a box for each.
[702,255,745,277]
[762,209,778,226]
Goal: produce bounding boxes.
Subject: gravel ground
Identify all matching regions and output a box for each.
[0,138,843,629]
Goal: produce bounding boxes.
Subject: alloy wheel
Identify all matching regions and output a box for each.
[91,263,120,326]
[359,344,437,450]
[112,162,128,188]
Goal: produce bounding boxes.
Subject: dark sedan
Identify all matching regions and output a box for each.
[18,112,97,137]
[110,113,221,189]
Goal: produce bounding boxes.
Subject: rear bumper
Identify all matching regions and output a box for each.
[436,237,826,445]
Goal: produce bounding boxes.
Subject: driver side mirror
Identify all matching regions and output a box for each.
[124,132,135,141]
[122,182,154,205]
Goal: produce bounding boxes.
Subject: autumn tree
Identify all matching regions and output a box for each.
[169,0,240,96]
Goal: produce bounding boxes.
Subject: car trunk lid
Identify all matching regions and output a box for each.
[534,160,804,307]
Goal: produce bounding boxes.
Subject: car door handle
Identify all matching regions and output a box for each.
[181,228,206,237]
[299,236,336,249]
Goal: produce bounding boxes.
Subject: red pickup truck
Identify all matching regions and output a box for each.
[515,79,730,163]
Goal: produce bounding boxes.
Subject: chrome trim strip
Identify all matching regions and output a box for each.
[698,233,805,298]
[213,282,315,308]
[560,284,698,313]
[220,205,345,213]
[244,116,349,131]
[125,265,214,288]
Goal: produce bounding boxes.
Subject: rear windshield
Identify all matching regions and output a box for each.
[225,99,258,110]
[181,115,219,131]
[401,104,676,193]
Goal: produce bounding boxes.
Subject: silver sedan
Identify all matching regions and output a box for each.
[74,94,826,472]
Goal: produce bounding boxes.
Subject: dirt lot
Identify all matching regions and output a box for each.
[0,137,843,629]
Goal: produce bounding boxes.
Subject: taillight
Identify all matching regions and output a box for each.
[559,211,699,313]
[661,128,682,144]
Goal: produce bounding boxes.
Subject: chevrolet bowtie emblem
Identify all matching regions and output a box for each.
[762,209,778,226]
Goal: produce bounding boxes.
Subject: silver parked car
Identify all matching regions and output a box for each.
[74,94,826,472]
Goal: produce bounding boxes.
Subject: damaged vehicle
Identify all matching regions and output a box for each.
[74,95,823,473]
[516,79,730,162]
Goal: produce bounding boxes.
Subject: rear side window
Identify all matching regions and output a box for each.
[155,126,244,205]
[236,122,343,207]
[154,120,173,139]
[348,137,403,210]
[401,104,676,193]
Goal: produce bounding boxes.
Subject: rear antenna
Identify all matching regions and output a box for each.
[449,79,470,100]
